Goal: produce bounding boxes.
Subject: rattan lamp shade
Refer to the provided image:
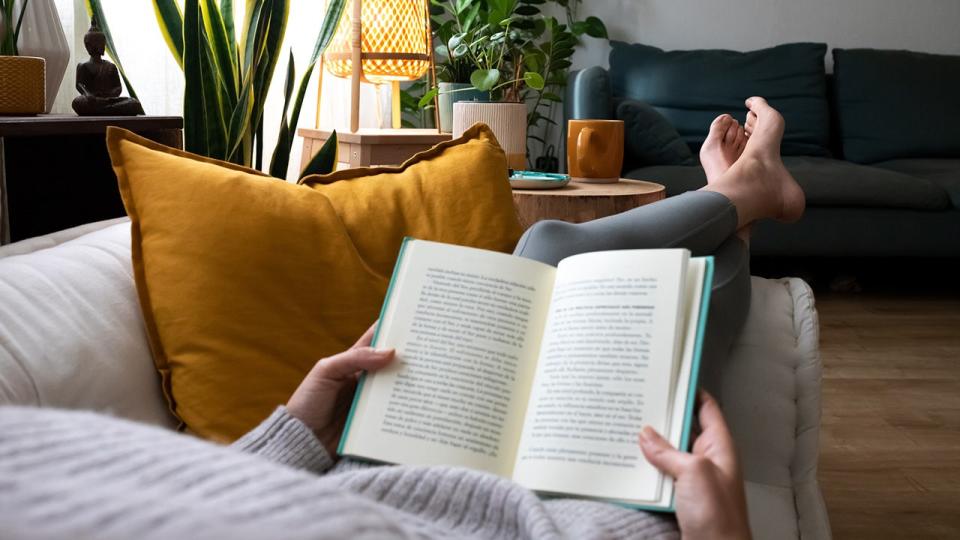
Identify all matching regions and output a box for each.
[324,0,431,83]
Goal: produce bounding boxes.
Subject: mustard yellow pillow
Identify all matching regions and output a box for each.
[108,125,522,441]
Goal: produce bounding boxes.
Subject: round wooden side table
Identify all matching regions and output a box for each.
[511,179,666,229]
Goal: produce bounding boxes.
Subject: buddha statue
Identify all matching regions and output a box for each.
[72,21,144,117]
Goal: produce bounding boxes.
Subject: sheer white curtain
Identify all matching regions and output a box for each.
[55,0,389,180]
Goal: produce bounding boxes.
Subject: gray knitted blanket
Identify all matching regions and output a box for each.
[0,406,678,539]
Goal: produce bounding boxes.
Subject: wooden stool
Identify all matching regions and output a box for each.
[511,179,666,229]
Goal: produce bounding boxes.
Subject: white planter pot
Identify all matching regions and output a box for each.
[16,0,69,113]
[452,101,527,170]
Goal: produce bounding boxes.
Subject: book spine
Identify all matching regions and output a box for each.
[669,255,715,511]
[336,237,414,455]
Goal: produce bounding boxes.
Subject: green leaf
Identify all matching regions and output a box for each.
[523,71,545,90]
[304,0,346,66]
[13,0,29,54]
[182,0,208,156]
[225,60,257,160]
[220,0,236,56]
[201,0,239,102]
[448,33,464,51]
[515,5,539,16]
[152,0,184,67]
[268,50,296,178]
[462,1,481,28]
[418,87,440,108]
[85,0,140,101]
[198,20,229,160]
[582,16,608,38]
[299,131,338,179]
[542,92,562,102]
[269,0,346,177]
[471,68,500,91]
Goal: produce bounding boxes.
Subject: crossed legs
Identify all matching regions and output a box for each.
[514,97,805,399]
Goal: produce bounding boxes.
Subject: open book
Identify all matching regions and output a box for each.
[339,239,714,511]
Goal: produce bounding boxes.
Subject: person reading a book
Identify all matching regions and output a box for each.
[1,97,803,540]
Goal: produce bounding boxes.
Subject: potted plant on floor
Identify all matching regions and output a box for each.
[0,0,46,115]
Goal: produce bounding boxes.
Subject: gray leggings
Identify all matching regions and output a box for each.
[512,190,749,401]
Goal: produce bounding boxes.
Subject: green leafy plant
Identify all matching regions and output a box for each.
[0,0,29,56]
[415,0,606,167]
[419,0,546,106]
[400,79,435,129]
[87,0,344,179]
[526,0,605,168]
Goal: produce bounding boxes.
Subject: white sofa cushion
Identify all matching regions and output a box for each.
[0,219,176,428]
[0,221,829,539]
[731,277,831,540]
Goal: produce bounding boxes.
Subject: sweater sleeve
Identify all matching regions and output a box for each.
[231,406,335,474]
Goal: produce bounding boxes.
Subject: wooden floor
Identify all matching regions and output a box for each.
[816,293,960,539]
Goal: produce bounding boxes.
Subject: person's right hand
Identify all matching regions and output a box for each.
[639,391,751,540]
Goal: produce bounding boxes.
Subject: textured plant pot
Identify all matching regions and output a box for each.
[452,101,527,169]
[0,56,46,115]
[17,0,70,113]
[437,82,488,133]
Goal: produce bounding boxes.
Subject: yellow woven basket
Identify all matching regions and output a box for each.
[0,56,46,115]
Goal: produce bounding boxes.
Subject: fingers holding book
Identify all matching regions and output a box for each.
[639,390,751,540]
[286,322,396,455]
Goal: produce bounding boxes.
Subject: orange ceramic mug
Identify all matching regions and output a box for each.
[567,119,624,184]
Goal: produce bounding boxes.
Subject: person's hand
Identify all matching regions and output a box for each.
[286,324,395,455]
[639,391,751,540]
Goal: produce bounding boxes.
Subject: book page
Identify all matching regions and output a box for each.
[657,257,709,508]
[512,249,688,502]
[342,240,557,477]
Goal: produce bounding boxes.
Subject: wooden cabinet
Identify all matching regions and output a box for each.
[0,115,182,244]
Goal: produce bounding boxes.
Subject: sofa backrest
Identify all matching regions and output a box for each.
[607,41,832,157]
[831,48,960,163]
[0,219,177,429]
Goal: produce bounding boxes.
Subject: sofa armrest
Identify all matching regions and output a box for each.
[565,66,612,121]
[723,277,831,540]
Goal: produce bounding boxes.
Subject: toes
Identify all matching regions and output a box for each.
[707,114,732,140]
[723,119,740,145]
[744,111,757,136]
[735,127,747,154]
[745,96,785,131]
[745,96,771,111]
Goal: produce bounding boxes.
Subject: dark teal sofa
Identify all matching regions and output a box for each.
[565,43,960,257]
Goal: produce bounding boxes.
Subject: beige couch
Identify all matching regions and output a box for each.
[0,218,831,539]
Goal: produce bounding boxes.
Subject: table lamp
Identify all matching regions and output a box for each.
[320,0,439,131]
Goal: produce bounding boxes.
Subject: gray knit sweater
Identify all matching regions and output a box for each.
[0,406,678,539]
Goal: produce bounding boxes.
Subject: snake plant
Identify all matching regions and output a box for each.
[87,0,344,179]
[0,0,29,56]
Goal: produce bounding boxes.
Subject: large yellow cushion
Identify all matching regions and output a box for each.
[108,125,522,441]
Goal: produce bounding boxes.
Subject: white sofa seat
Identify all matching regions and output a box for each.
[0,219,831,539]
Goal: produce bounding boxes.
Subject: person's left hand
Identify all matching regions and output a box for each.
[286,324,395,455]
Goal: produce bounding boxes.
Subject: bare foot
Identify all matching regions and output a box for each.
[701,97,805,227]
[700,114,747,183]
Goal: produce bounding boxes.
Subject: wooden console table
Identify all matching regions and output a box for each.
[512,179,666,229]
[298,127,451,171]
[0,115,183,244]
